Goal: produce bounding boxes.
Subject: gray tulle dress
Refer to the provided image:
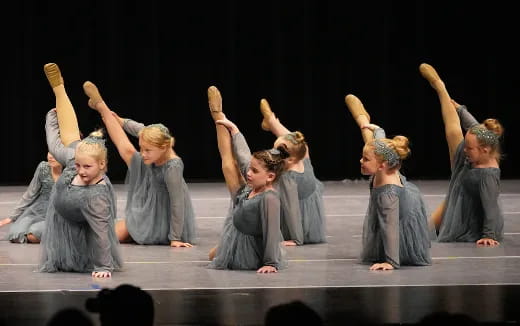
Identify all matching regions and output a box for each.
[7,161,55,243]
[277,157,327,245]
[437,106,504,242]
[209,132,287,270]
[40,110,123,273]
[121,119,196,245]
[361,128,432,268]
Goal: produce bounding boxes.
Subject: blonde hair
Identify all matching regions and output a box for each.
[470,119,504,162]
[277,131,307,161]
[138,124,174,149]
[76,129,108,172]
[368,135,410,167]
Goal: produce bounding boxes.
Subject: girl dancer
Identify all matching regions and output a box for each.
[40,63,122,277]
[259,99,326,245]
[0,152,62,243]
[345,94,431,270]
[419,63,504,246]
[207,86,287,273]
[83,81,196,247]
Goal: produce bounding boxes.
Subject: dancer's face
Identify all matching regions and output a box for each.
[139,139,167,165]
[47,152,61,169]
[360,145,380,176]
[246,157,275,190]
[74,152,105,185]
[464,132,489,165]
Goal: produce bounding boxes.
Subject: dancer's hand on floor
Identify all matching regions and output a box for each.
[92,271,111,278]
[257,266,278,273]
[476,238,500,247]
[0,218,12,227]
[170,240,193,248]
[369,263,394,271]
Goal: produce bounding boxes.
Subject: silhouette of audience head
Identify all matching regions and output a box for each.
[419,311,477,325]
[47,307,93,326]
[86,284,154,326]
[264,300,323,326]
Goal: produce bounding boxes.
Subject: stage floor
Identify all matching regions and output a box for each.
[0,180,519,325]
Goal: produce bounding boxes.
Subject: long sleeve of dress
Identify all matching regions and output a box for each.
[277,176,304,245]
[164,165,185,241]
[232,132,252,177]
[373,127,386,140]
[261,191,282,269]
[375,192,400,268]
[8,162,44,221]
[45,110,75,166]
[122,119,145,138]
[83,193,115,272]
[479,174,503,240]
[456,105,479,131]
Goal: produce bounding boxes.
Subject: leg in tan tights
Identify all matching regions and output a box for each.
[259,99,290,137]
[207,86,245,260]
[345,94,372,144]
[43,63,81,146]
[420,63,464,230]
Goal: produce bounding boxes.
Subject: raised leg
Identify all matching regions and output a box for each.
[208,86,244,195]
[345,94,372,144]
[44,63,81,146]
[419,63,463,165]
[260,98,290,137]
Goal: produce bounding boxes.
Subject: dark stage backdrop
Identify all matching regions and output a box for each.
[2,1,519,185]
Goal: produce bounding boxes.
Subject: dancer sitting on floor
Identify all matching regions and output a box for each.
[419,63,504,246]
[207,86,287,273]
[83,81,196,247]
[345,94,432,270]
[39,63,122,277]
[0,152,62,243]
[259,99,327,246]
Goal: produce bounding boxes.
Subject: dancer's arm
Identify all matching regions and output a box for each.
[165,165,193,247]
[93,104,137,167]
[371,192,400,270]
[278,176,304,245]
[122,119,145,138]
[109,110,145,138]
[258,191,282,273]
[45,109,75,166]
[84,193,115,277]
[477,174,502,246]
[5,162,45,224]
[454,102,479,131]
[216,119,252,179]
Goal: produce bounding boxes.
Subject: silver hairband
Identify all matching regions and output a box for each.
[470,125,499,146]
[82,136,106,146]
[373,140,400,168]
[148,123,171,136]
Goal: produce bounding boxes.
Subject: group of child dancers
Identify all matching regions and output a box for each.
[0,62,504,277]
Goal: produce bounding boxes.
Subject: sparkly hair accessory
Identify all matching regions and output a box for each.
[268,148,281,155]
[148,123,171,136]
[373,140,400,168]
[82,136,106,146]
[470,125,499,146]
[284,132,297,144]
